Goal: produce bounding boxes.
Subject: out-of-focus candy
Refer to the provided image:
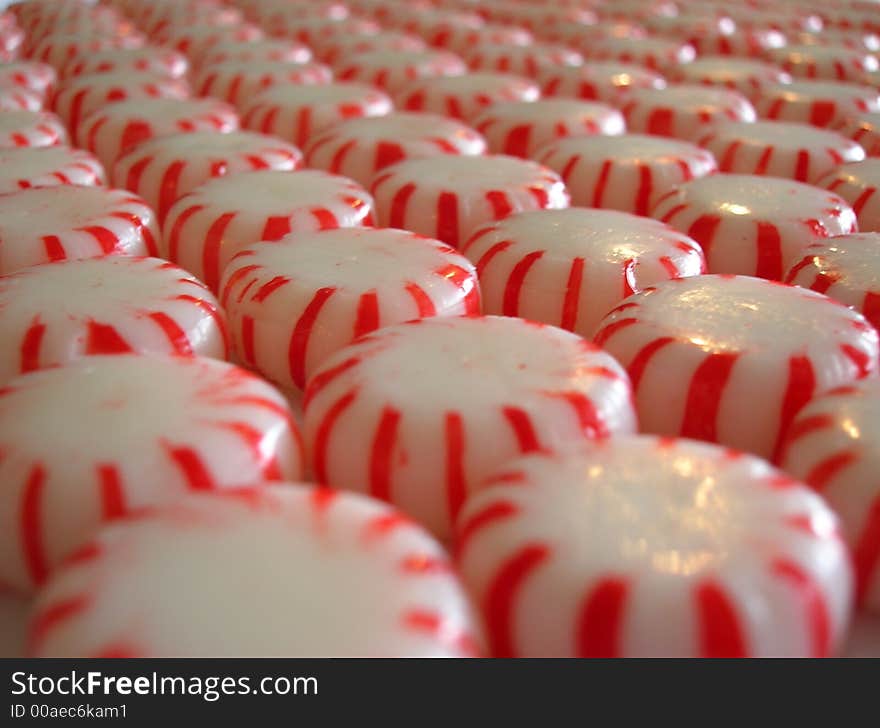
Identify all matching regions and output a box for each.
[428,24,532,56]
[0,85,42,111]
[785,232,880,331]
[193,60,333,108]
[198,39,312,68]
[0,146,105,193]
[397,72,540,121]
[241,83,392,149]
[621,85,757,141]
[462,208,704,337]
[335,50,467,95]
[836,111,880,156]
[304,112,486,187]
[61,46,189,80]
[162,170,374,292]
[537,134,717,215]
[0,185,158,274]
[780,379,880,610]
[580,36,695,73]
[0,354,302,593]
[369,155,568,248]
[27,32,143,72]
[538,62,666,107]
[303,315,637,538]
[765,44,879,83]
[76,97,239,169]
[221,227,480,392]
[456,437,852,656]
[463,42,583,78]
[27,485,483,657]
[471,99,624,158]
[0,256,228,384]
[817,159,880,231]
[593,274,878,459]
[755,80,880,128]
[698,120,866,182]
[152,24,264,64]
[652,174,857,279]
[667,57,792,99]
[319,31,427,67]
[0,110,66,148]
[112,130,303,223]
[0,61,56,98]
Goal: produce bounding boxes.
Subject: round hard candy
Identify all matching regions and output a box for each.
[193,60,333,108]
[0,146,104,193]
[0,110,66,148]
[60,46,189,80]
[754,80,880,128]
[538,62,667,107]
[397,72,541,121]
[817,159,880,231]
[335,49,467,95]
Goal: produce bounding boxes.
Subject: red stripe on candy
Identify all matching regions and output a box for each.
[369,407,401,502]
[680,352,739,442]
[577,577,628,657]
[696,581,747,657]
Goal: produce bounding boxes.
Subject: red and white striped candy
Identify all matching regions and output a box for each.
[766,44,879,83]
[593,274,879,459]
[369,155,568,248]
[794,29,880,54]
[780,379,880,611]
[836,111,880,156]
[389,9,483,46]
[76,97,239,169]
[0,354,302,593]
[0,24,23,62]
[463,43,583,78]
[274,18,380,51]
[537,134,717,216]
[27,33,144,72]
[319,31,427,67]
[0,185,157,274]
[485,4,596,36]
[335,50,467,95]
[0,61,56,98]
[60,46,189,80]
[194,60,333,108]
[455,437,851,657]
[689,26,787,57]
[135,0,244,35]
[241,83,392,150]
[0,85,42,111]
[621,85,757,142]
[462,208,704,337]
[580,36,695,73]
[731,8,823,34]
[221,227,480,392]
[0,146,104,194]
[539,19,648,50]
[152,24,263,64]
[398,72,541,121]
[653,175,857,280]
[667,57,792,100]
[24,11,135,50]
[51,71,190,138]
[198,39,313,68]
[427,24,532,56]
[347,0,433,24]
[27,485,482,657]
[471,99,624,159]
[112,130,302,223]
[304,112,486,187]
[785,232,880,331]
[163,169,374,292]
[538,62,667,107]
[755,80,880,128]
[817,159,880,231]
[0,110,66,148]
[0,256,228,384]
[698,120,866,182]
[238,0,349,23]
[303,315,637,538]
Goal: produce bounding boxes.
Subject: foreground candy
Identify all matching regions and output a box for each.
[304,315,636,538]
[222,227,480,392]
[76,97,239,169]
[785,232,880,331]
[50,70,190,137]
[817,159,880,231]
[0,186,157,274]
[594,275,878,459]
[163,170,374,292]
[652,175,857,279]
[471,99,624,158]
[0,145,104,193]
[620,85,756,141]
[370,155,568,248]
[335,49,467,94]
[0,355,302,593]
[304,112,486,187]
[455,437,852,657]
[240,82,393,149]
[538,134,717,215]
[462,208,704,337]
[836,111,880,157]
[667,56,792,99]
[780,380,880,611]
[60,46,189,80]
[398,72,540,120]
[0,110,66,148]
[755,80,880,128]
[193,60,333,108]
[538,62,667,107]
[27,485,483,657]
[697,120,866,182]
[112,131,303,222]
[0,257,227,384]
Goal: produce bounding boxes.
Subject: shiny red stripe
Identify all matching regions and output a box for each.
[680,352,739,442]
[577,578,628,657]
[166,203,204,262]
[696,581,747,657]
[389,182,416,228]
[502,406,543,453]
[445,412,467,522]
[289,287,336,390]
[436,191,460,247]
[369,407,401,502]
[405,282,436,317]
[149,312,191,355]
[86,321,132,354]
[167,446,215,491]
[854,496,880,607]
[20,319,45,373]
[97,464,126,520]
[261,215,292,241]
[202,211,237,292]
[772,559,831,657]
[158,159,185,221]
[502,251,543,316]
[455,501,518,558]
[22,464,48,585]
[354,291,380,339]
[686,214,722,260]
[771,356,815,462]
[312,389,358,483]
